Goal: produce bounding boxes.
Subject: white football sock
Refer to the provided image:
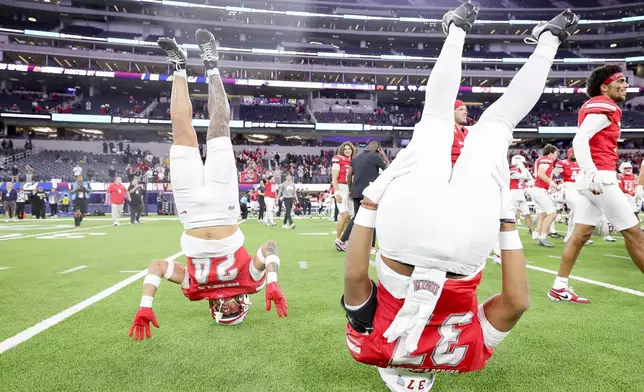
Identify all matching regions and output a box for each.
[553,277,568,290]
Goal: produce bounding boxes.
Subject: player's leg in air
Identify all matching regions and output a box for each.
[128,33,287,341]
[342,6,578,391]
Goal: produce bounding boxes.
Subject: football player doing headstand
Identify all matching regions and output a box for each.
[128,30,287,341]
[341,3,579,390]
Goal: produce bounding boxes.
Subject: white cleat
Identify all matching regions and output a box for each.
[603,235,617,242]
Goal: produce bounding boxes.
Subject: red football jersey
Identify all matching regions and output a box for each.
[509,167,523,190]
[265,182,276,198]
[182,246,265,301]
[618,173,636,196]
[346,272,493,373]
[578,96,622,171]
[332,154,352,184]
[451,125,469,166]
[533,156,555,189]
[556,159,580,183]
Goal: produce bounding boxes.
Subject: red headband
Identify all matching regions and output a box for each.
[602,72,625,86]
[454,100,465,110]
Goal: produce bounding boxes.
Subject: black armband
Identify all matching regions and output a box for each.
[340,280,377,334]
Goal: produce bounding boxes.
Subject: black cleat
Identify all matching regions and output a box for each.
[195,29,219,70]
[157,37,187,71]
[549,232,563,239]
[442,1,480,34]
[526,9,580,43]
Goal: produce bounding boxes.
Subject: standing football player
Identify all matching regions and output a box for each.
[509,155,535,233]
[550,65,644,305]
[342,4,578,390]
[618,162,638,219]
[531,144,559,247]
[128,31,287,341]
[333,142,355,251]
[554,148,593,244]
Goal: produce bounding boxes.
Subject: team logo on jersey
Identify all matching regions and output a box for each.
[413,280,440,295]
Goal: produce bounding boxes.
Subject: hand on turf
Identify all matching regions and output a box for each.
[265,282,288,317]
[585,170,603,195]
[363,148,417,204]
[128,307,159,341]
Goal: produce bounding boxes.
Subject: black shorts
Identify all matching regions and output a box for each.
[73,199,88,214]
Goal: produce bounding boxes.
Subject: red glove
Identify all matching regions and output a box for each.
[265,282,288,317]
[128,307,159,341]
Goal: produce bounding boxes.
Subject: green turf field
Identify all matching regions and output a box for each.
[0,216,642,392]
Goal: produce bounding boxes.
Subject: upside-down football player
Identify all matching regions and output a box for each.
[341,3,579,390]
[128,30,287,341]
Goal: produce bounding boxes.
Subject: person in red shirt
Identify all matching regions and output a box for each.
[105,176,128,226]
[129,33,287,341]
[509,155,535,233]
[342,5,579,390]
[531,144,559,247]
[553,148,585,243]
[452,100,469,165]
[550,64,644,304]
[618,162,638,216]
[332,141,355,251]
[263,175,277,226]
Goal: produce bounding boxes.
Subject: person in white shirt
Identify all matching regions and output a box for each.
[73,164,83,177]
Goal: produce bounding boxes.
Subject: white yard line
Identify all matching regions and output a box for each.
[525,264,644,297]
[0,251,184,355]
[59,266,88,274]
[0,224,115,241]
[0,267,9,271]
[604,254,631,260]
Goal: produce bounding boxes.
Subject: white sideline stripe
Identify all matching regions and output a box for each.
[0,224,114,241]
[525,264,644,297]
[0,267,9,271]
[59,265,88,274]
[0,251,184,355]
[604,254,631,260]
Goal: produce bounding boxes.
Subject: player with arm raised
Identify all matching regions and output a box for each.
[342,4,577,390]
[550,65,644,304]
[128,31,287,341]
[333,142,355,251]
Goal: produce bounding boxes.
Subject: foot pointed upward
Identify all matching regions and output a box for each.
[195,29,219,70]
[442,0,480,34]
[527,9,580,43]
[157,37,187,71]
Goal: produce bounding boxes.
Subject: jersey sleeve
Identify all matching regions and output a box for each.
[583,98,619,116]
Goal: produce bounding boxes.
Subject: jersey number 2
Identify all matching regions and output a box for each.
[191,255,238,284]
[390,312,474,367]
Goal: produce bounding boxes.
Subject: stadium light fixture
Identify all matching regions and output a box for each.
[610,43,617,48]
[28,17,37,22]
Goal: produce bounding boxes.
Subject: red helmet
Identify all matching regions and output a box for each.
[566,147,574,158]
[209,294,251,325]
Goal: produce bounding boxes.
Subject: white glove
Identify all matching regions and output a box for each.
[383,267,447,355]
[585,170,603,195]
[362,148,417,204]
